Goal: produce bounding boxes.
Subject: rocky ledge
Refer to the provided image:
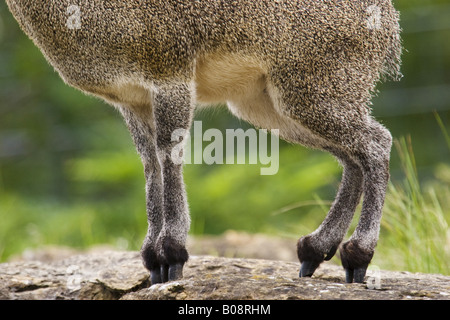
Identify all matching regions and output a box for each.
[1,250,449,300]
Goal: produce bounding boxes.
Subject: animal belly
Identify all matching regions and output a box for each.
[194,53,267,105]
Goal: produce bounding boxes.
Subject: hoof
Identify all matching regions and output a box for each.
[339,240,374,283]
[152,263,184,284]
[299,260,321,278]
[344,267,367,284]
[150,268,162,284]
[142,237,188,285]
[297,236,338,278]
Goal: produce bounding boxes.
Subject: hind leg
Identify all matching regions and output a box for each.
[297,149,364,278]
[294,116,391,282]
[265,70,391,282]
[262,58,392,282]
[227,81,364,278]
[339,119,392,283]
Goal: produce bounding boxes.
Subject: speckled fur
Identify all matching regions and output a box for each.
[6,0,402,283]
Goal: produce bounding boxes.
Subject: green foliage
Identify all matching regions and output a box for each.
[375,137,450,275]
[0,191,147,260]
[184,145,340,235]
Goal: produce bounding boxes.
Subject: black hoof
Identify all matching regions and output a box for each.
[150,263,184,285]
[344,267,367,283]
[161,265,169,283]
[339,240,374,283]
[299,260,321,278]
[150,268,162,284]
[169,263,184,281]
[297,236,339,278]
[142,237,189,285]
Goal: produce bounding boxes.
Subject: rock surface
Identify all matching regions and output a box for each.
[1,249,449,300]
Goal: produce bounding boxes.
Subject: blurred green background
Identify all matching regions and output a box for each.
[0,0,449,274]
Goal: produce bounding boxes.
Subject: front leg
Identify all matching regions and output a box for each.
[150,82,194,283]
[118,105,165,284]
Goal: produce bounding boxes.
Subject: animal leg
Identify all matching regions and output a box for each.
[227,81,364,279]
[339,119,392,283]
[268,68,391,282]
[118,82,194,285]
[150,82,194,284]
[118,101,165,285]
[297,150,363,278]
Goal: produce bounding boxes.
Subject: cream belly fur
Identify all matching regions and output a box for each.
[100,52,328,148]
[194,53,329,148]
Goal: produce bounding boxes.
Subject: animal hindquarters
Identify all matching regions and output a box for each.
[273,76,392,282]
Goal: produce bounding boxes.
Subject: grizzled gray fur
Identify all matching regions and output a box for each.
[6,0,402,284]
